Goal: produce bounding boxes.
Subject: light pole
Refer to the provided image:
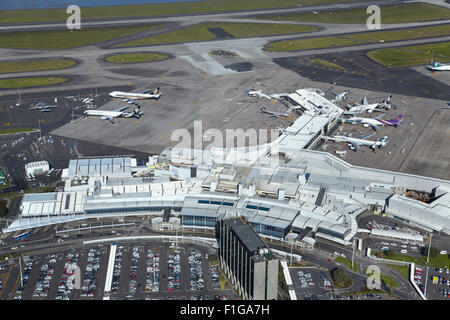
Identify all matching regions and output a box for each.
[424,234,432,297]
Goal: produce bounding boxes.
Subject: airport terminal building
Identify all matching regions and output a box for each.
[3,89,450,246]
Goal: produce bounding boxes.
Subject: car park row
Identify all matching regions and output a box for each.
[56,250,80,300]
[33,255,57,298]
[111,247,123,294]
[167,250,181,292]
[128,247,139,296]
[145,249,160,293]
[81,248,101,297]
[189,249,204,291]
[14,258,34,300]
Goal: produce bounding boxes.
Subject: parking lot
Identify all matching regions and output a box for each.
[289,268,333,300]
[415,265,450,300]
[0,241,234,300]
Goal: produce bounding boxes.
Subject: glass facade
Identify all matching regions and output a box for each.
[181,215,217,227]
[317,226,344,239]
[85,206,182,215]
[249,222,285,238]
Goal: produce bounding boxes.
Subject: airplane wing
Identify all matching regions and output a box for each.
[360,132,376,139]
[113,106,128,112]
[349,141,359,150]
[106,116,114,124]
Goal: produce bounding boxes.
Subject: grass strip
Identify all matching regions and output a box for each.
[0,0,358,24]
[367,41,450,67]
[115,22,316,47]
[0,24,163,50]
[105,52,169,64]
[0,77,68,88]
[257,3,450,24]
[0,59,76,74]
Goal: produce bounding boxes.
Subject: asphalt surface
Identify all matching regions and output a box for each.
[274,50,450,100]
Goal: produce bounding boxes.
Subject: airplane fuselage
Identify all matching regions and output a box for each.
[109,91,160,99]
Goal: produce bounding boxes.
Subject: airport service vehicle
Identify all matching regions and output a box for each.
[322,135,388,151]
[14,232,30,241]
[427,61,450,72]
[109,88,161,101]
[340,114,402,131]
[83,106,143,124]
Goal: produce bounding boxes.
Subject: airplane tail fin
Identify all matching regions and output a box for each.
[390,114,403,125]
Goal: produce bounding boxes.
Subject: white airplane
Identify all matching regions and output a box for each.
[427,61,450,72]
[83,105,143,123]
[345,96,392,114]
[247,89,271,100]
[247,88,288,100]
[323,135,388,151]
[29,102,58,112]
[340,114,402,131]
[330,89,350,103]
[109,87,161,101]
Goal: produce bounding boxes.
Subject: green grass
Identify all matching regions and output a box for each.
[266,36,364,52]
[0,77,68,89]
[105,52,169,64]
[372,250,424,265]
[257,3,450,24]
[115,22,317,47]
[426,254,450,269]
[0,59,76,74]
[366,267,399,288]
[367,42,450,67]
[0,0,358,24]
[0,25,163,50]
[348,25,450,43]
[309,58,346,70]
[266,24,450,52]
[387,264,410,280]
[0,128,36,135]
[335,256,359,272]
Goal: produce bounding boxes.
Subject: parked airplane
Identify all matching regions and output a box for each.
[345,96,392,114]
[330,89,350,103]
[261,106,290,118]
[247,89,271,100]
[247,88,289,100]
[340,114,402,131]
[29,102,58,112]
[109,88,161,101]
[427,61,450,72]
[323,135,388,151]
[83,105,143,123]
